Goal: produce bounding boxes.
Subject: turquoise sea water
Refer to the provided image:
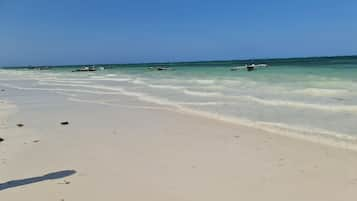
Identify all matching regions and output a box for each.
[1,56,357,146]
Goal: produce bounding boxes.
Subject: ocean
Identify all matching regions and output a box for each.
[1,56,357,147]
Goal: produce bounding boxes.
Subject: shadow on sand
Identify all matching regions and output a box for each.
[0,170,76,191]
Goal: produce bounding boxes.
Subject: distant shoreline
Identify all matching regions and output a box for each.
[2,54,357,69]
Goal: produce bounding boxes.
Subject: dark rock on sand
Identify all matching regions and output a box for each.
[61,121,69,125]
[1,89,5,92]
[33,140,40,143]
[0,137,4,142]
[16,124,24,127]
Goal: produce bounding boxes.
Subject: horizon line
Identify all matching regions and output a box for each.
[1,54,357,68]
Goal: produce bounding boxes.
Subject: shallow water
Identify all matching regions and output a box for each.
[1,56,357,145]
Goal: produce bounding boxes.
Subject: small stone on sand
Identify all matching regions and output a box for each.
[58,180,71,185]
[17,124,24,127]
[33,140,40,143]
[61,121,69,125]
[0,137,4,142]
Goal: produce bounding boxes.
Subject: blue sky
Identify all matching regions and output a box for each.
[1,0,357,66]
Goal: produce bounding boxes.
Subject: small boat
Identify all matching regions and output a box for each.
[78,67,89,71]
[252,64,268,68]
[148,66,172,71]
[231,63,268,71]
[27,66,50,70]
[247,65,255,71]
[38,66,50,70]
[157,67,170,71]
[72,66,96,72]
[88,66,96,71]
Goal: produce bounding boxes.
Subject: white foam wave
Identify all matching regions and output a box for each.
[38,80,91,84]
[55,91,79,97]
[0,83,121,95]
[183,89,222,97]
[131,79,146,85]
[294,88,349,96]
[89,76,105,79]
[96,78,132,82]
[67,97,172,111]
[82,87,357,149]
[2,80,357,150]
[106,74,117,77]
[9,80,357,114]
[176,108,357,151]
[240,95,357,113]
[194,79,216,84]
[147,84,185,90]
[179,102,224,106]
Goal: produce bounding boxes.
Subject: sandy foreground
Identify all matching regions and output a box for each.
[1,88,357,201]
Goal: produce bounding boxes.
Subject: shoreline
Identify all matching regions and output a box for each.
[3,82,357,152]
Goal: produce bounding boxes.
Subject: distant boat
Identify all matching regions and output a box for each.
[231,64,268,71]
[157,67,170,71]
[247,65,255,71]
[88,66,96,71]
[26,66,50,70]
[252,64,268,68]
[72,66,96,72]
[148,66,172,71]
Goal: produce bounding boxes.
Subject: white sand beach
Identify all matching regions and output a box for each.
[1,84,357,201]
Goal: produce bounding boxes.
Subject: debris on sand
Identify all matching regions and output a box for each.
[58,180,71,185]
[16,124,24,127]
[61,121,69,125]
[33,140,40,143]
[1,89,5,92]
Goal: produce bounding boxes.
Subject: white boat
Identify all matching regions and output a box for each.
[88,66,96,71]
[251,64,268,67]
[72,66,96,72]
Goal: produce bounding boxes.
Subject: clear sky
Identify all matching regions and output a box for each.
[1,0,357,66]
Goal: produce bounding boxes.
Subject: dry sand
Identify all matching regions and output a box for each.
[1,92,357,201]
